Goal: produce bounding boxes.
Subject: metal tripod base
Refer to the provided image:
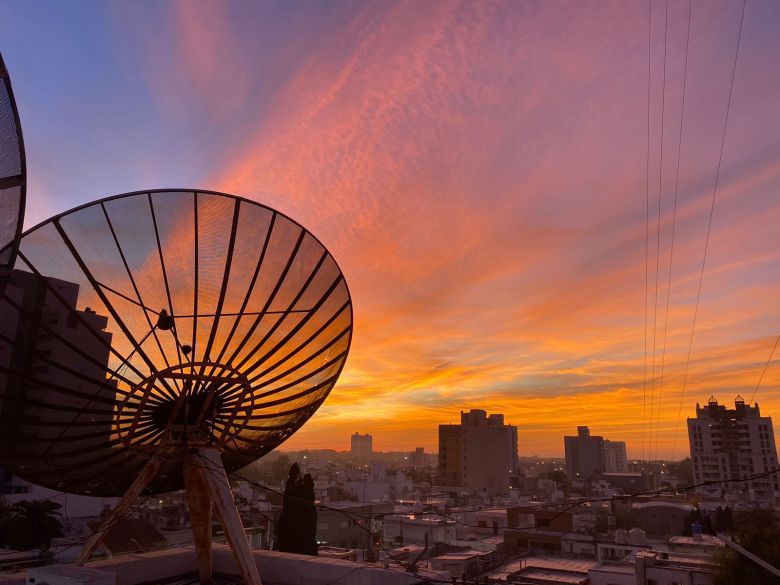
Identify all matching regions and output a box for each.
[75,446,262,585]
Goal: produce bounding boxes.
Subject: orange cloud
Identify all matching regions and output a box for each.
[18,0,780,459]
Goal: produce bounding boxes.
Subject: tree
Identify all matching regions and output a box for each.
[270,454,291,485]
[3,500,64,550]
[326,485,358,502]
[274,463,318,555]
[676,457,693,485]
[713,506,735,532]
[715,508,780,585]
[545,470,567,484]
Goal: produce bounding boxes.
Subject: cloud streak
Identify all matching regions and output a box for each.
[4,0,780,457]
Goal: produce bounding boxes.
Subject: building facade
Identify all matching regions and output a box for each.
[603,440,628,473]
[408,447,426,468]
[0,269,115,472]
[350,433,373,457]
[438,409,519,493]
[688,396,779,502]
[382,514,456,547]
[564,426,605,481]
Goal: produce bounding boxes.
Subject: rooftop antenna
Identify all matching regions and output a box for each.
[0,189,353,585]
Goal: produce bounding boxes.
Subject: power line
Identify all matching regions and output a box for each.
[653,0,692,462]
[43,446,780,584]
[642,0,653,464]
[51,499,150,561]
[749,333,780,405]
[649,0,669,462]
[671,0,747,460]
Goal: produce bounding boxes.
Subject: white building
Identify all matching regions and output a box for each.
[350,433,373,457]
[604,440,628,473]
[343,462,388,502]
[382,514,456,547]
[590,550,717,585]
[438,409,518,493]
[688,396,779,502]
[427,550,492,580]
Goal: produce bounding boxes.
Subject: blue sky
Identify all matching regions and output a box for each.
[2,0,780,456]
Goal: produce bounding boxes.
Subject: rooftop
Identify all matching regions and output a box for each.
[668,535,725,548]
[431,550,489,561]
[589,563,636,575]
[514,567,588,584]
[0,546,448,585]
[476,509,508,518]
[631,501,693,512]
[487,556,597,581]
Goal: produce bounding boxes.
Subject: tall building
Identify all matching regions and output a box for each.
[688,396,779,502]
[408,447,426,468]
[350,432,373,457]
[564,426,605,480]
[604,440,628,473]
[0,269,115,487]
[438,409,518,493]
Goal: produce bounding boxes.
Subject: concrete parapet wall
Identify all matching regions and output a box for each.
[0,546,446,585]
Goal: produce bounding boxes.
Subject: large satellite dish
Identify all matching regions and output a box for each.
[0,189,352,584]
[0,52,26,275]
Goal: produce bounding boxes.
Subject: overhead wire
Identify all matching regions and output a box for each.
[205,451,780,541]
[642,0,653,465]
[208,452,780,584]
[653,0,692,462]
[749,333,780,405]
[50,498,151,562]
[648,0,670,462]
[187,451,451,585]
[32,444,780,584]
[670,0,747,460]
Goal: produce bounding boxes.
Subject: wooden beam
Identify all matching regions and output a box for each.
[195,447,262,585]
[183,456,214,584]
[75,451,166,565]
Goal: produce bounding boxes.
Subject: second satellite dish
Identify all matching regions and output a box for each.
[0,52,26,276]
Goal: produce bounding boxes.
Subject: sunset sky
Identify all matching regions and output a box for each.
[2,0,780,459]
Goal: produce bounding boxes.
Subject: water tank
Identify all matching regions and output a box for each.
[615,529,629,544]
[629,527,647,546]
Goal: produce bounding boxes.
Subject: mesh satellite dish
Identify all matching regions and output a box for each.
[0,189,352,584]
[0,52,26,278]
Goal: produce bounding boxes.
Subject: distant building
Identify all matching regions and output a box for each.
[630,502,693,537]
[350,432,373,457]
[408,447,426,467]
[601,472,646,493]
[428,550,492,580]
[491,556,596,584]
[688,396,779,502]
[315,502,392,552]
[564,426,605,480]
[0,468,29,495]
[438,409,518,493]
[589,550,718,585]
[383,513,456,546]
[603,440,628,473]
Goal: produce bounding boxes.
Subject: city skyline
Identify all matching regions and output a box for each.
[2,1,780,458]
